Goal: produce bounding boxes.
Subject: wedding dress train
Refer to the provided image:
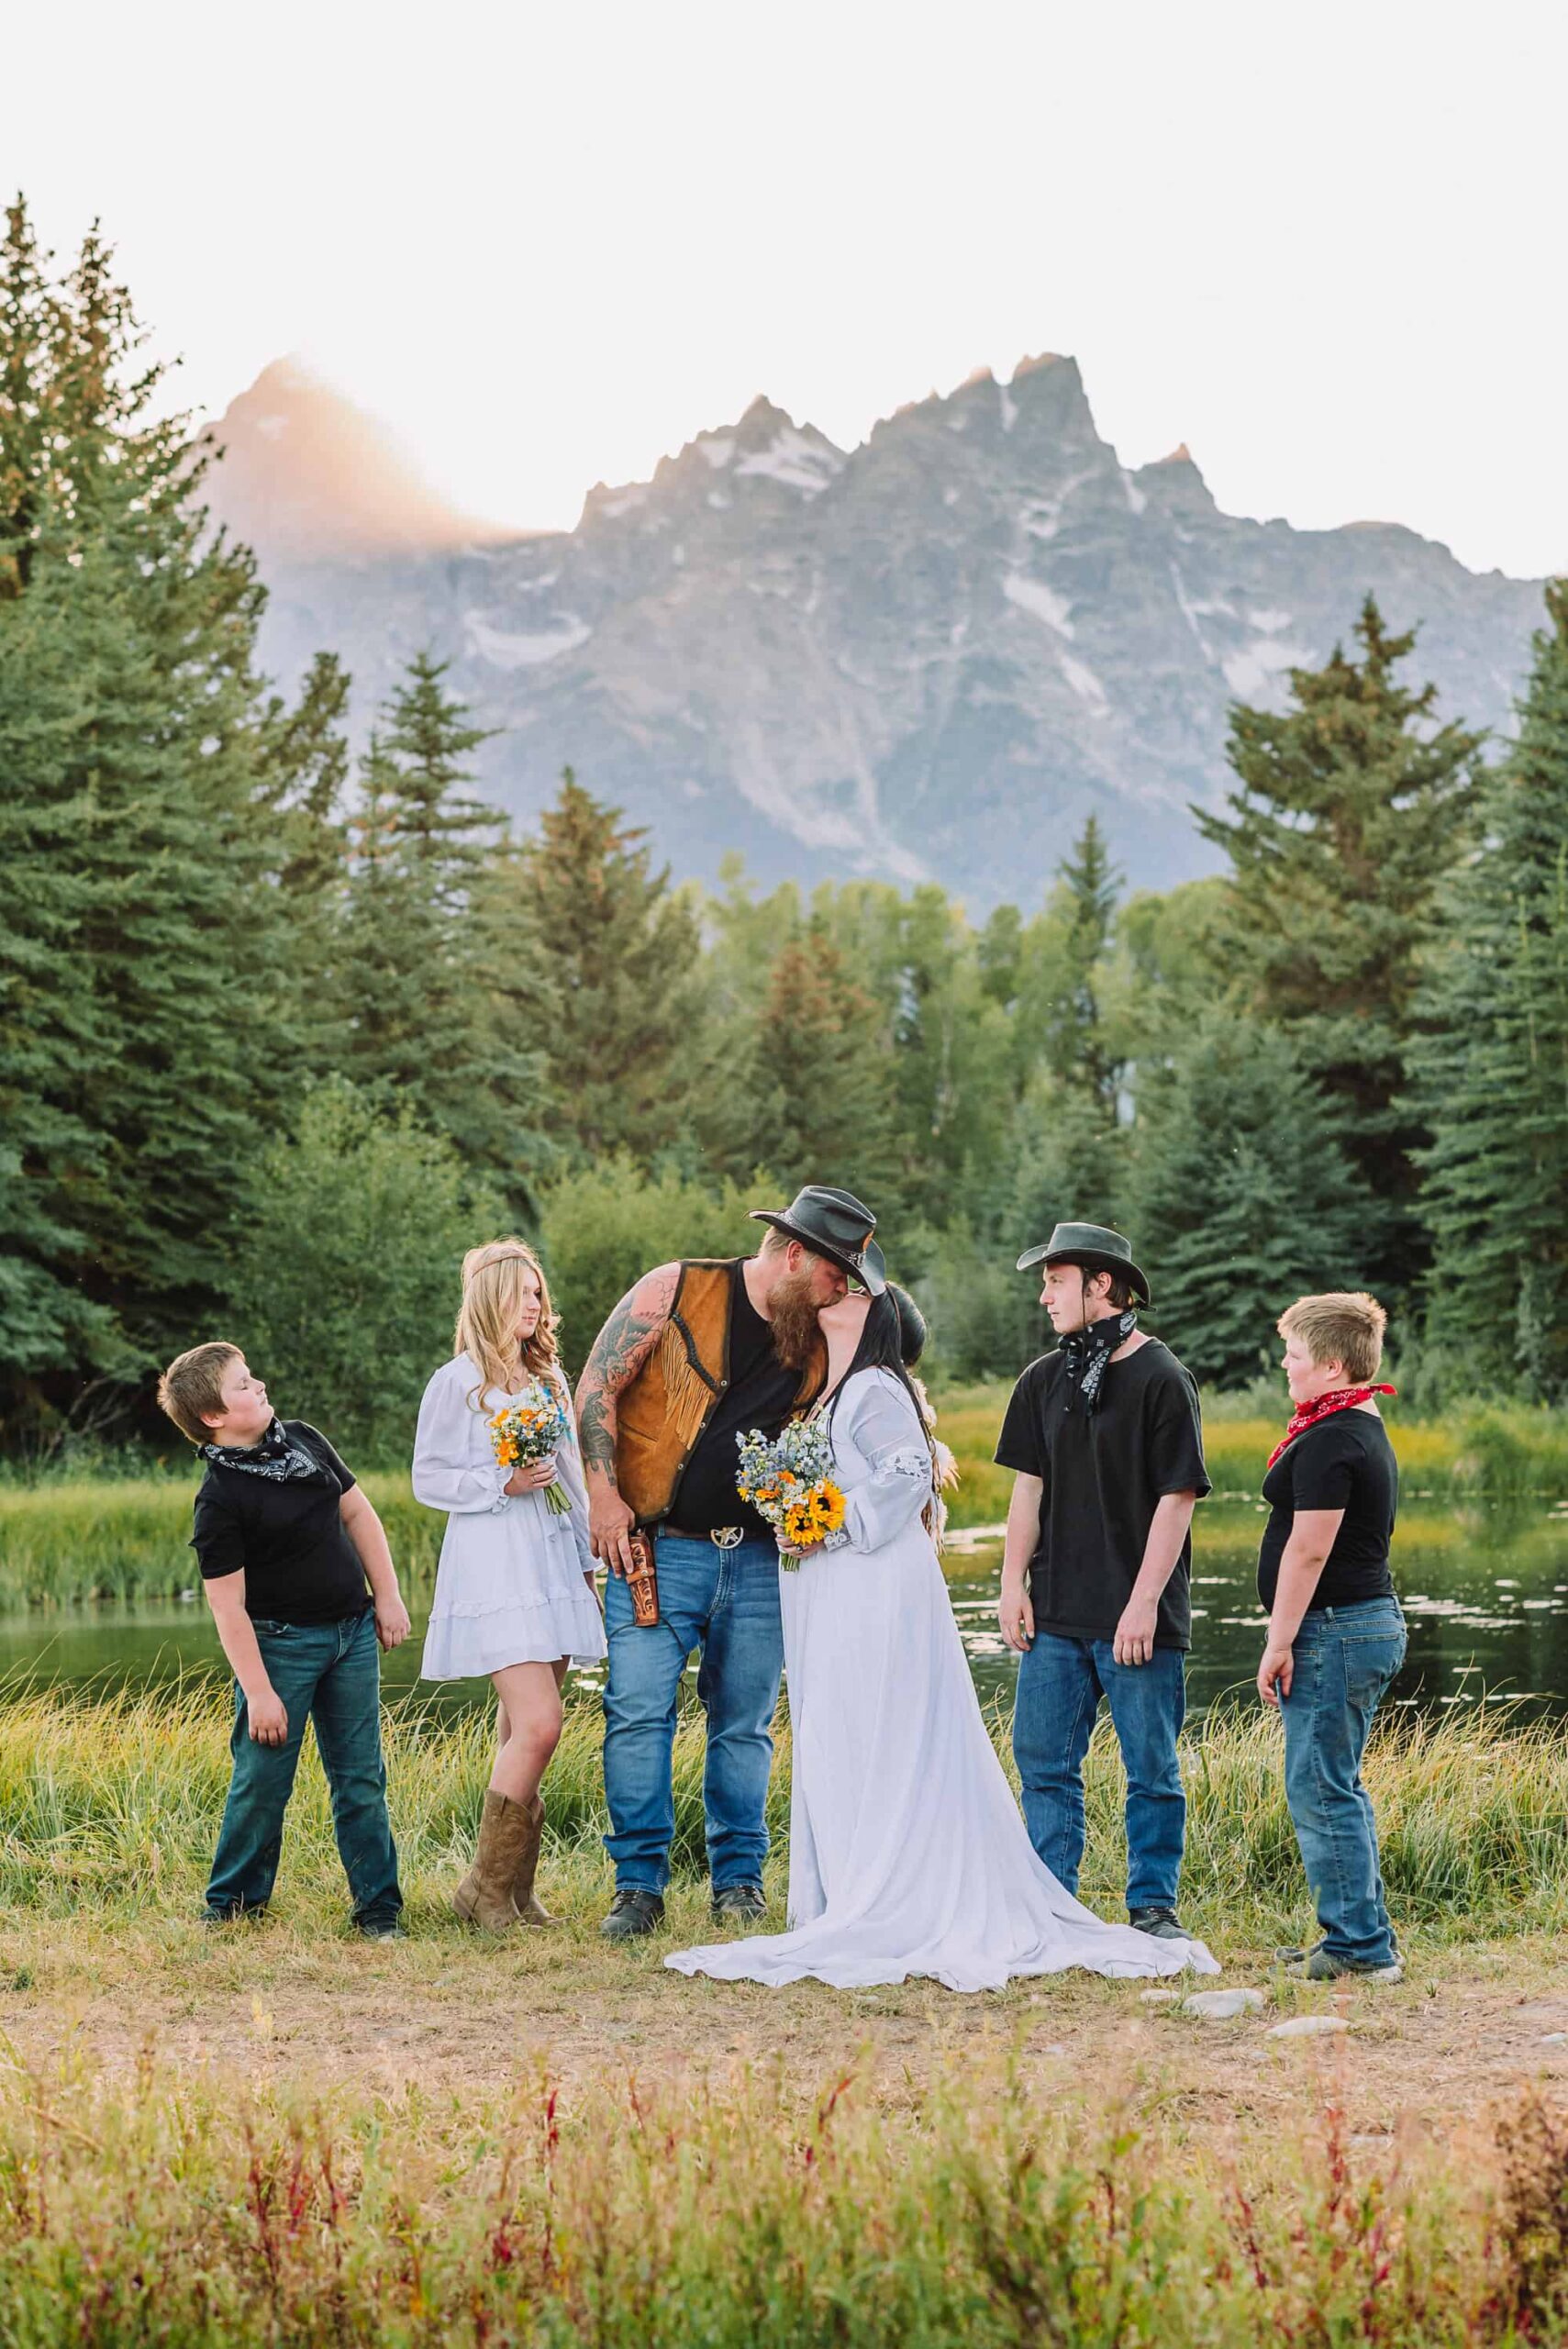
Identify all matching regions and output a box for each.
[665,1367,1218,1994]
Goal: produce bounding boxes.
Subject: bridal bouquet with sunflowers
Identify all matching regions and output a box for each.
[488,1380,573,1514]
[735,1418,846,1567]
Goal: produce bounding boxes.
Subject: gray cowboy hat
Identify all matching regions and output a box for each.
[751,1185,886,1295]
[1017,1220,1151,1308]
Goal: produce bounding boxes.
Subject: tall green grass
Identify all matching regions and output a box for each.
[2,1684,1565,1945]
[934,1386,1568,1514]
[0,2041,1559,2345]
[3,1396,1563,1610]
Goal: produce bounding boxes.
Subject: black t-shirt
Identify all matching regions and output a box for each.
[191,1420,370,1625]
[994,1337,1211,1650]
[668,1264,806,1540]
[1256,1409,1397,1613]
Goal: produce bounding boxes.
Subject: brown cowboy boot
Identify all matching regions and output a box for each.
[452,1788,531,1932]
[512,1794,559,1927]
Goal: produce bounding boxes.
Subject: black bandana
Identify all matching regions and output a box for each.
[202,1417,322,1482]
[1060,1308,1139,1415]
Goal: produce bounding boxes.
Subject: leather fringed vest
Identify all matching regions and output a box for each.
[615,1259,825,1525]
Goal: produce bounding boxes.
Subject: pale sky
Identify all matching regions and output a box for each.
[16,0,1565,576]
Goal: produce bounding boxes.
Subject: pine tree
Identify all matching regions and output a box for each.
[337,661,544,1192]
[1050,814,1123,1106]
[0,207,302,1427]
[0,195,58,601]
[1414,581,1568,1397]
[1195,598,1482,1286]
[714,928,899,1200]
[495,769,700,1163]
[253,649,353,1075]
[1130,1017,1377,1386]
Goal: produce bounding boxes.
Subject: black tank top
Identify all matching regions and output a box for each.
[668,1263,802,1538]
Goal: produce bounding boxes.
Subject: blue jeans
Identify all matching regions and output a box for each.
[207,1606,402,1927]
[1280,1597,1406,1968]
[1012,1631,1187,1912]
[602,1534,784,1894]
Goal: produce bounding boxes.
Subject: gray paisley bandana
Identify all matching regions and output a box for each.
[1060,1310,1139,1416]
[202,1418,322,1482]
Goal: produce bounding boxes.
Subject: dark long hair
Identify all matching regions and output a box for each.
[826,1284,938,1494]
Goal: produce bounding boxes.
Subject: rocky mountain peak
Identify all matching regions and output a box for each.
[201,358,508,562]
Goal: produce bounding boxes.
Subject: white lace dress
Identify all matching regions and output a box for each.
[414,1355,606,1679]
[665,1367,1218,1993]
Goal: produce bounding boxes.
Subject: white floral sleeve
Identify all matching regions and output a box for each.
[822,1374,935,1555]
[411,1363,511,1516]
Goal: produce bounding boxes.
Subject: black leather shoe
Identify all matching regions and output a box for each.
[600,1888,666,1941]
[711,1882,767,1925]
[1129,1906,1189,1942]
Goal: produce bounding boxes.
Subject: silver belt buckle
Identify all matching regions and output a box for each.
[711,1525,744,1550]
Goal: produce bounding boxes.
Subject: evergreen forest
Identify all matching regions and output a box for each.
[4,202,1566,1461]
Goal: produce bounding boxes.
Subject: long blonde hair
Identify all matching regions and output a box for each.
[453,1240,564,1409]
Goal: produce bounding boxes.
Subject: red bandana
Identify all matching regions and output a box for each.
[1267,1385,1396,1471]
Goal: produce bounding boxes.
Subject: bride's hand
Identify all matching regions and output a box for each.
[506,1455,558,1496]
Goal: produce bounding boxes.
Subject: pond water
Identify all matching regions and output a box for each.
[4,1502,1568,1722]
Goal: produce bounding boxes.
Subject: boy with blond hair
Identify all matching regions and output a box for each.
[1255,1291,1405,1982]
[158,1341,410,1935]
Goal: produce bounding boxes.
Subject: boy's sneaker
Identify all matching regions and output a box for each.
[600,1888,665,1940]
[357,1919,403,1943]
[1129,1907,1191,1942]
[1282,1947,1404,1985]
[202,1903,266,1926]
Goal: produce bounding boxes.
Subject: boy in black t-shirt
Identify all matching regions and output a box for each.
[995,1224,1209,1941]
[158,1341,410,1935]
[1254,1292,1405,1982]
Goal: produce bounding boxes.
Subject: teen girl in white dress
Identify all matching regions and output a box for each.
[414,1241,604,1930]
[666,1283,1218,1994]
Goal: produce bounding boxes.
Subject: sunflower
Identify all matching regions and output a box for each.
[808,1483,845,1532]
[783,1501,818,1549]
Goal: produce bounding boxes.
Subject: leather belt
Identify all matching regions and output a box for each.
[662,1522,748,1549]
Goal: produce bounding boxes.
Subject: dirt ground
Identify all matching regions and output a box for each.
[6,1904,1568,2150]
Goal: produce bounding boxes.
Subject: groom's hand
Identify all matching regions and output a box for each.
[998,1574,1034,1652]
[589,1483,638,1577]
[1112,1596,1158,1667]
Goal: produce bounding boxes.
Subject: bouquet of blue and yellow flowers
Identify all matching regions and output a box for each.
[735,1418,846,1568]
[488,1379,573,1514]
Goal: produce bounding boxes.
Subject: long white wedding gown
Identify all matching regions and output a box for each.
[665,1367,1219,1994]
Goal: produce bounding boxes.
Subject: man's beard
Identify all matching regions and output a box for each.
[768,1269,825,1372]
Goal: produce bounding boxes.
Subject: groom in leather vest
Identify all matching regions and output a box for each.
[576,1186,884,1940]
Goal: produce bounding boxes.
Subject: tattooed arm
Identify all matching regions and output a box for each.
[575,1262,681,1575]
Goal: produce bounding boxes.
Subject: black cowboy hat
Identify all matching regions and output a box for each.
[751,1186,886,1295]
[1017,1220,1151,1308]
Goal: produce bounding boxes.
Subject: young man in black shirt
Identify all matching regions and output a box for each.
[158,1341,410,1935]
[995,1223,1209,1940]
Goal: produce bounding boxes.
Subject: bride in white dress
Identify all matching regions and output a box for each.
[666,1280,1218,1994]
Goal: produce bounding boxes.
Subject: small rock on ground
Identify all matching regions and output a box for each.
[1269,2015,1351,2040]
[1140,1989,1183,2006]
[1182,1988,1266,2021]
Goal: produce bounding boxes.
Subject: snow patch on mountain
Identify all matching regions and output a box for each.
[1061,652,1109,710]
[1222,639,1307,698]
[734,429,843,495]
[465,612,592,669]
[1003,572,1075,638]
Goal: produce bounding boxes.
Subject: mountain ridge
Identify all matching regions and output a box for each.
[203,353,1544,906]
